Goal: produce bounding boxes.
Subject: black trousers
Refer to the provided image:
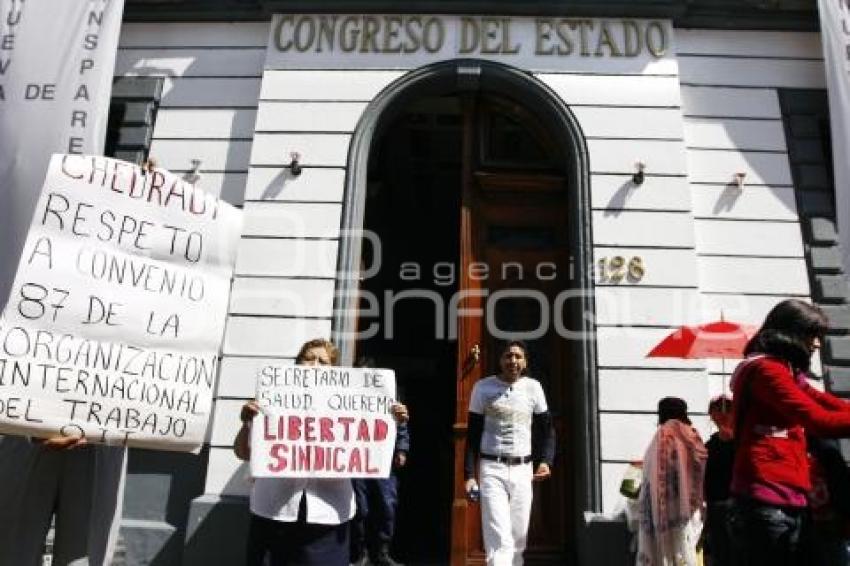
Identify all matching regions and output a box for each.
[804,517,850,566]
[729,498,807,566]
[705,500,733,566]
[245,496,350,566]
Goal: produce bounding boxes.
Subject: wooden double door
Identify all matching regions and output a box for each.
[450,96,572,565]
[360,92,573,564]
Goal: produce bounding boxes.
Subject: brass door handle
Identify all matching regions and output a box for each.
[470,344,480,366]
[461,343,481,378]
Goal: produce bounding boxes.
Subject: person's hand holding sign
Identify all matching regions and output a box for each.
[391,403,409,423]
[36,434,88,450]
[240,400,261,423]
[234,400,260,461]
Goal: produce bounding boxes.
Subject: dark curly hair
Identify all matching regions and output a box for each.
[500,340,530,376]
[744,299,828,371]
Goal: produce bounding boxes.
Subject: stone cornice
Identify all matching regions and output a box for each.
[123,0,819,31]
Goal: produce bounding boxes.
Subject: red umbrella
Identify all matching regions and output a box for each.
[647,319,758,392]
[647,320,758,360]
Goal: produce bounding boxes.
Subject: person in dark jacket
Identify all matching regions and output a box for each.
[729,299,850,566]
[350,421,409,566]
[703,395,734,566]
[349,355,411,566]
[805,434,850,565]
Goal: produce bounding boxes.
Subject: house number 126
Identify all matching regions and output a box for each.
[598,256,645,282]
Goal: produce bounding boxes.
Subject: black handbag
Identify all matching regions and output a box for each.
[807,434,850,520]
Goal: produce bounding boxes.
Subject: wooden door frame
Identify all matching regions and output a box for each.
[332,59,600,563]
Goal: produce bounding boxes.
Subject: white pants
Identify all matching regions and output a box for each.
[479,459,533,566]
[0,436,126,566]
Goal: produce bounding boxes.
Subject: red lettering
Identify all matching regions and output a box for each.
[339,417,355,441]
[320,417,334,441]
[298,445,310,470]
[268,444,288,472]
[366,447,379,474]
[357,419,370,441]
[315,445,326,470]
[348,447,363,473]
[288,416,301,441]
[263,416,275,441]
[333,447,345,472]
[304,416,316,442]
[374,419,388,441]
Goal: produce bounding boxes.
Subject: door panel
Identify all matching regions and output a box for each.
[452,96,487,565]
[477,194,570,561]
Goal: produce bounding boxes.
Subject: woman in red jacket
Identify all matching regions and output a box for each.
[729,299,850,566]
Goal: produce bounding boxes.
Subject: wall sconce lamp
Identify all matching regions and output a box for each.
[183,159,202,184]
[733,171,746,190]
[632,160,646,186]
[288,151,302,177]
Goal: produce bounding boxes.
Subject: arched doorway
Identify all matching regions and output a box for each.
[333,60,598,565]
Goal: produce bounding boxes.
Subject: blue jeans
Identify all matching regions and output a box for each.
[351,476,398,559]
[729,498,806,566]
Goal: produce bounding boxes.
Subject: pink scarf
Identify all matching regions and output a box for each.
[639,419,707,534]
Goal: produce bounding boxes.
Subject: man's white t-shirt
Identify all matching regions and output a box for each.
[469,375,548,457]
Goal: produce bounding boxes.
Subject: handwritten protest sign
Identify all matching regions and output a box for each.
[0,154,242,451]
[250,365,397,478]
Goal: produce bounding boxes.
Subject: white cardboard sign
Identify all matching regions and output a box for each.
[0,154,242,452]
[0,0,125,308]
[250,365,397,478]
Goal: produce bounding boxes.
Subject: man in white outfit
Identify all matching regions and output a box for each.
[464,341,555,566]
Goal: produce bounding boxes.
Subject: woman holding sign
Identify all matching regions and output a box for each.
[464,340,555,566]
[234,338,409,566]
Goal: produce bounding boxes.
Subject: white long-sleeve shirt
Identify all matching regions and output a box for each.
[250,477,355,525]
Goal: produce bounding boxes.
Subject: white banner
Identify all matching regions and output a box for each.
[0,154,242,452]
[250,365,397,478]
[0,0,125,309]
[819,0,850,276]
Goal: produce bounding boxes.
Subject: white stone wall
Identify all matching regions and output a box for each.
[592,28,825,513]
[116,22,267,204]
[533,65,707,513]
[679,29,823,379]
